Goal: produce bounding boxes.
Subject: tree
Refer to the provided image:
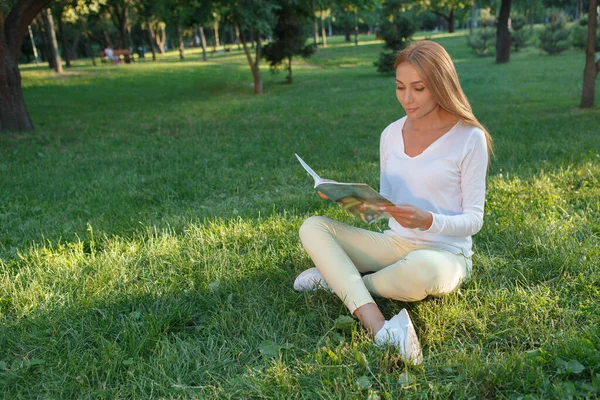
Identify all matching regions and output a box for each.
[262,1,313,84]
[221,0,278,95]
[133,0,161,60]
[1,0,56,133]
[337,0,380,45]
[580,0,599,107]
[495,0,511,63]
[42,6,63,71]
[511,16,532,52]
[101,0,132,49]
[538,9,570,54]
[415,0,474,33]
[317,8,330,48]
[375,0,418,73]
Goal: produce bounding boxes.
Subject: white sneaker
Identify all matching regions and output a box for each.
[293,267,333,292]
[374,308,423,365]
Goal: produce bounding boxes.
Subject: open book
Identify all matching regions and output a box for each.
[295,154,394,224]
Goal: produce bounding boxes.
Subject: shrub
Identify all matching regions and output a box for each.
[419,10,439,31]
[511,16,532,52]
[375,6,419,74]
[570,15,600,51]
[538,10,571,55]
[478,8,496,28]
[467,27,496,56]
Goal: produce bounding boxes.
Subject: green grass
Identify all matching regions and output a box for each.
[1,34,599,398]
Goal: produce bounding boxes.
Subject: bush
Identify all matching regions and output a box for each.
[479,8,496,28]
[375,8,419,74]
[570,16,600,51]
[511,16,532,52]
[419,10,439,31]
[467,27,496,56]
[538,10,571,55]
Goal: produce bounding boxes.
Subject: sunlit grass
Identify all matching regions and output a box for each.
[1,34,599,398]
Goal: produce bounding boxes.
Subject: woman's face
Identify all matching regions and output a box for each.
[395,62,438,120]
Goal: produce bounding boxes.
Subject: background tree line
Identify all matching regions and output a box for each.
[1,0,598,133]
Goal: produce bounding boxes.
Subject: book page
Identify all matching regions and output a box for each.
[295,154,323,187]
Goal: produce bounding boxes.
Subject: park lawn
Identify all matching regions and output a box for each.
[1,33,599,398]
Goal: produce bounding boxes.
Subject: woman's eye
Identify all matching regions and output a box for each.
[415,88,425,92]
[396,87,404,90]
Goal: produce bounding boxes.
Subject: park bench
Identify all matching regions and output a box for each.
[99,49,134,64]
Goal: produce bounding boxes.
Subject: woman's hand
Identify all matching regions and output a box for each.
[381,204,433,230]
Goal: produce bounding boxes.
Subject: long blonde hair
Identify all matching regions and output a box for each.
[394,41,493,157]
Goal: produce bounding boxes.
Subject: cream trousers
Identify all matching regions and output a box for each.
[299,216,472,313]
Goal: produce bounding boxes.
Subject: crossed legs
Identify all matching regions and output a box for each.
[298,216,469,335]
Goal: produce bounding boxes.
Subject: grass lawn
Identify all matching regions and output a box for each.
[1,32,599,398]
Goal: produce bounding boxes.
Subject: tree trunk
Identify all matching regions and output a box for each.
[529,4,534,29]
[127,25,133,52]
[155,24,165,54]
[80,19,96,66]
[287,55,292,84]
[103,28,112,48]
[146,26,157,61]
[39,13,51,65]
[198,25,208,61]
[69,34,80,60]
[28,25,40,65]
[36,17,48,62]
[0,54,34,132]
[119,7,128,49]
[177,24,185,59]
[0,0,55,133]
[159,24,166,53]
[234,24,241,50]
[237,24,262,95]
[214,21,220,48]
[448,8,456,33]
[43,9,62,73]
[580,0,599,108]
[328,18,332,37]
[320,12,327,48]
[496,0,512,63]
[57,13,72,68]
[354,10,359,45]
[313,18,319,48]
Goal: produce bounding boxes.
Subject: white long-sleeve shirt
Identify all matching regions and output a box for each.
[380,116,488,257]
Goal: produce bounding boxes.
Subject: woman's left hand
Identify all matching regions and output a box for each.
[380,204,433,230]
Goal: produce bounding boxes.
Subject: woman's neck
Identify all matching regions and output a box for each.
[406,106,457,132]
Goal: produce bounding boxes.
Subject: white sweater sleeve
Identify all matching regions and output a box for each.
[424,130,488,237]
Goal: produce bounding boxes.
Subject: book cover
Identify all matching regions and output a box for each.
[295,154,394,224]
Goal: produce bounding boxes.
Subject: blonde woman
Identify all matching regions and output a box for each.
[295,41,492,365]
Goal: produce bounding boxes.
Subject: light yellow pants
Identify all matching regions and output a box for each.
[299,216,472,313]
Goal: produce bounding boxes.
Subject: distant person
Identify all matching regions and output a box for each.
[104,44,119,64]
[294,41,492,365]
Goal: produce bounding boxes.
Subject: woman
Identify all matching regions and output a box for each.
[295,41,492,365]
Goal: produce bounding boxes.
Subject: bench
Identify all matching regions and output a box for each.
[100,49,134,64]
